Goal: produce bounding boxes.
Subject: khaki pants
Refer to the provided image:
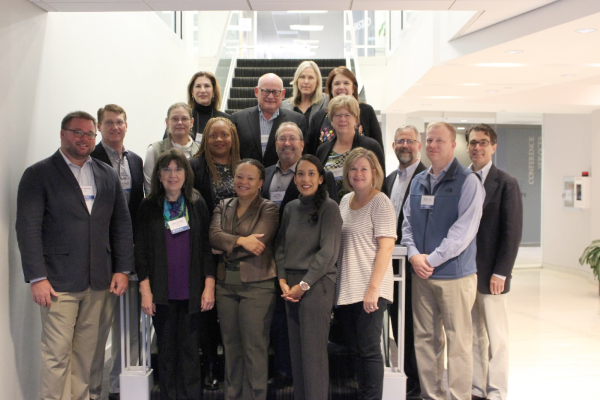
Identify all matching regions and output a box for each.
[472,292,509,400]
[412,273,477,400]
[40,288,105,400]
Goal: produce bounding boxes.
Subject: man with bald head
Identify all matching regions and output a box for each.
[231,73,307,168]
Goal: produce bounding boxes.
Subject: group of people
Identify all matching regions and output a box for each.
[15,58,523,400]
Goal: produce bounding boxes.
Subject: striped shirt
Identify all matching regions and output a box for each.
[336,191,397,306]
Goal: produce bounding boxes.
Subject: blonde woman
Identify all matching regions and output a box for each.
[281,60,328,124]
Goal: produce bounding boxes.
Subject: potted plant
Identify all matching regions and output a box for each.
[579,239,600,295]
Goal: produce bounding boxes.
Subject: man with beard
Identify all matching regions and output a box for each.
[384,125,426,399]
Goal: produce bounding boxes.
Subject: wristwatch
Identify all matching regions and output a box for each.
[299,281,310,291]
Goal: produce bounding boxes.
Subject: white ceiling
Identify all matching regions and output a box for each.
[28,0,600,117]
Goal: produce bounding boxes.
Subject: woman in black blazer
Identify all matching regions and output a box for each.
[281,60,328,125]
[306,66,383,155]
[315,95,385,200]
[189,116,241,389]
[187,71,231,142]
[136,148,216,399]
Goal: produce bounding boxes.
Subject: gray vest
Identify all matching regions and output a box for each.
[408,158,477,279]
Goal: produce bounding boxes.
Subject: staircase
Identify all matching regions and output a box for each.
[225,59,347,115]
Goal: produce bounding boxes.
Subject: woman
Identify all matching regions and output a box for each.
[306,66,383,155]
[281,60,328,125]
[275,154,342,400]
[187,71,231,142]
[315,95,385,200]
[145,103,200,194]
[336,147,396,400]
[190,116,240,389]
[209,159,279,400]
[136,148,216,400]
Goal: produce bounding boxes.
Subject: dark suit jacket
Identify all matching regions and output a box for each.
[231,106,307,168]
[315,133,386,177]
[16,150,134,292]
[90,142,144,226]
[384,161,427,244]
[134,193,215,314]
[261,164,340,221]
[281,96,328,126]
[209,194,279,282]
[189,155,217,217]
[475,164,523,294]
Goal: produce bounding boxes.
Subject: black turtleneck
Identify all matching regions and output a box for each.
[193,102,214,135]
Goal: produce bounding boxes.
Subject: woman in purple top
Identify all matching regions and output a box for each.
[135,148,216,399]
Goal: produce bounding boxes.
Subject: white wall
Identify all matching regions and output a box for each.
[1,1,201,398]
[541,113,600,278]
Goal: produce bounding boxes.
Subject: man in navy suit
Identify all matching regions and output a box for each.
[16,111,134,400]
[89,104,143,400]
[231,73,307,168]
[383,125,426,399]
[467,124,522,400]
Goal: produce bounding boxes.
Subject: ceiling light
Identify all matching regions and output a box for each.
[290,25,324,31]
[460,120,468,122]
[288,10,328,14]
[457,127,465,130]
[476,63,524,67]
[576,28,596,33]
[505,50,523,54]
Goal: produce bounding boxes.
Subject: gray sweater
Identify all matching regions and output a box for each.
[275,193,343,285]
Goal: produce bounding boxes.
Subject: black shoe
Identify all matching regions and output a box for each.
[203,368,219,390]
[268,371,293,388]
[108,393,120,400]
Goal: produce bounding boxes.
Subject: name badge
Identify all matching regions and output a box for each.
[195,133,203,143]
[81,185,95,201]
[261,134,269,155]
[421,195,435,209]
[120,175,132,192]
[331,167,344,181]
[168,217,190,234]
[270,191,285,207]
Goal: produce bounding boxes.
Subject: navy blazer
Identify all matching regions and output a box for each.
[16,150,134,292]
[384,161,427,244]
[261,163,340,222]
[231,106,307,168]
[315,133,386,177]
[475,164,523,294]
[90,142,144,228]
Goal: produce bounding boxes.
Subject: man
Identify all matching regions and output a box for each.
[466,124,522,400]
[231,73,307,168]
[89,104,144,400]
[16,111,134,400]
[261,122,337,387]
[383,125,426,399]
[401,121,484,400]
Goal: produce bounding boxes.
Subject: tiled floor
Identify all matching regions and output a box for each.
[507,268,600,399]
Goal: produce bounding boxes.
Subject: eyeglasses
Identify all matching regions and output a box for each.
[169,116,191,123]
[332,113,353,120]
[468,139,491,148]
[102,120,125,127]
[161,167,185,174]
[63,128,97,139]
[394,139,419,146]
[276,136,301,143]
[258,88,283,97]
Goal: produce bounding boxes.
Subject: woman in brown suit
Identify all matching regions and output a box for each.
[209,158,279,400]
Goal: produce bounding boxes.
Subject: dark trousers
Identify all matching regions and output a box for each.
[153,300,202,400]
[270,286,292,377]
[389,259,419,390]
[338,298,387,400]
[216,282,276,400]
[286,273,335,400]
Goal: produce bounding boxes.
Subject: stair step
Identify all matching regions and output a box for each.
[237,58,346,68]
